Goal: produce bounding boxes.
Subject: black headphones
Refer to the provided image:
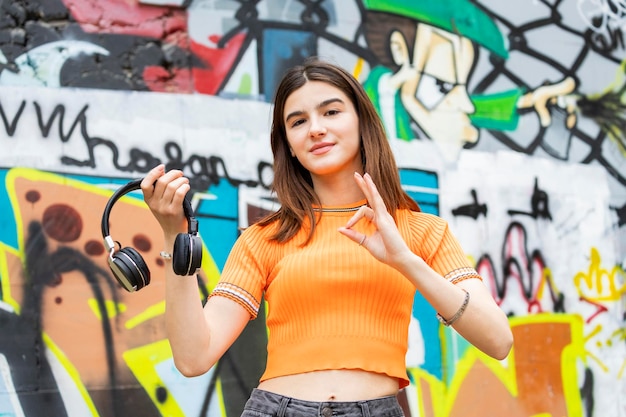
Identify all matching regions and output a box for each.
[101,178,203,292]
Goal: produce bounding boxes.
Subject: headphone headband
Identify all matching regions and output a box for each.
[101,177,202,292]
[101,178,197,239]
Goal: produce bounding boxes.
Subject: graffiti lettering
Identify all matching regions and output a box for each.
[586,20,625,53]
[451,189,488,219]
[0,99,25,136]
[163,142,270,190]
[508,178,552,220]
[34,102,87,141]
[0,99,273,190]
[579,0,626,52]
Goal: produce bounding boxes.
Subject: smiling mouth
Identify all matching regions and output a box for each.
[310,143,334,155]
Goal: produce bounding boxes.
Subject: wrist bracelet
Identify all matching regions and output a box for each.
[436,289,470,327]
[159,251,172,260]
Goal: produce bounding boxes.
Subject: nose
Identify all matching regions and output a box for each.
[309,117,327,138]
[450,85,475,114]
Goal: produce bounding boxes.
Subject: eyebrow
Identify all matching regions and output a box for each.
[285,97,345,122]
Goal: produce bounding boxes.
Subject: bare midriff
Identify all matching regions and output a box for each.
[256,369,400,402]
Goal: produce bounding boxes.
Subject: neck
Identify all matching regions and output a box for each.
[314,185,365,206]
[311,170,365,206]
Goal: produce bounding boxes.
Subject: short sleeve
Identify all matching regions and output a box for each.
[406,212,482,284]
[209,225,270,319]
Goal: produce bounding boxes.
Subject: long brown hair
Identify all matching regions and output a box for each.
[258,57,419,243]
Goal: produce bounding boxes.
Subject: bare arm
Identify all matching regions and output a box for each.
[141,164,250,376]
[339,172,513,360]
[392,255,512,359]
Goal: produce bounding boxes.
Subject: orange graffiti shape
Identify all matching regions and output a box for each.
[4,169,206,414]
[448,318,579,417]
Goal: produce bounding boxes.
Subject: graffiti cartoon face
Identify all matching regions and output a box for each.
[390,23,478,158]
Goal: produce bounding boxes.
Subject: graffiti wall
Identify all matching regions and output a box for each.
[0,0,624,416]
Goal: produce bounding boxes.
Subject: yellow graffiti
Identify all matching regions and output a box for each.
[124,340,186,416]
[443,347,518,416]
[42,333,101,417]
[0,242,21,313]
[584,59,626,155]
[406,314,585,417]
[5,168,122,262]
[0,167,228,417]
[125,301,165,329]
[614,327,626,343]
[406,367,446,417]
[536,266,549,300]
[352,57,366,82]
[531,314,585,417]
[123,340,229,417]
[584,323,602,342]
[87,298,127,320]
[573,247,626,302]
[201,244,224,293]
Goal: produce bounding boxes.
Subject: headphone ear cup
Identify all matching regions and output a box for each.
[172,233,202,276]
[188,235,203,272]
[172,234,190,276]
[110,247,151,291]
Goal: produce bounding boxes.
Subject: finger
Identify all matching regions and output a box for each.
[558,76,576,95]
[171,180,191,206]
[344,205,371,228]
[353,172,383,211]
[337,226,367,246]
[565,100,577,129]
[141,164,165,196]
[539,77,576,99]
[153,169,184,197]
[535,101,551,127]
[362,173,388,213]
[353,172,371,201]
[161,175,190,206]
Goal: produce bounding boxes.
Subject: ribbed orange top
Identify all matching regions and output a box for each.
[211,202,480,388]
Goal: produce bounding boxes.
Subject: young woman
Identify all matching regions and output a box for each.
[141,58,513,416]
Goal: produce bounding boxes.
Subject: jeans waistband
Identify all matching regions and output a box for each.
[242,388,404,417]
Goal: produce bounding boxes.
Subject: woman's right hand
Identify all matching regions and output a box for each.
[140,164,191,239]
[141,165,252,377]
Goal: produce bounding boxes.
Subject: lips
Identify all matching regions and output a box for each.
[310,142,334,155]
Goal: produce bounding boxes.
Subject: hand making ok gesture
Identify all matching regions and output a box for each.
[338,172,414,270]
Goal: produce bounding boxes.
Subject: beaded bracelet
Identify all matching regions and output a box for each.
[436,289,470,327]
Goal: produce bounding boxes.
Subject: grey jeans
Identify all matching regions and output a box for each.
[241,389,405,417]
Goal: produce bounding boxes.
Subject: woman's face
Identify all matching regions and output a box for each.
[283,80,362,180]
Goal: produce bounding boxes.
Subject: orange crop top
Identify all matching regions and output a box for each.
[210,202,481,388]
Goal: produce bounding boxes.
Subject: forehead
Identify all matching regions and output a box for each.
[284,80,351,111]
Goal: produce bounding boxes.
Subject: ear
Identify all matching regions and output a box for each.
[389,31,410,66]
[289,148,295,157]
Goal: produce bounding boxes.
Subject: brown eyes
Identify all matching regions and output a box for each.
[287,109,341,128]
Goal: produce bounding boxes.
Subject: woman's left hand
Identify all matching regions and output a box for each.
[338,172,413,268]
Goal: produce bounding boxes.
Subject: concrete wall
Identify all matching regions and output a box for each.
[0,0,624,416]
